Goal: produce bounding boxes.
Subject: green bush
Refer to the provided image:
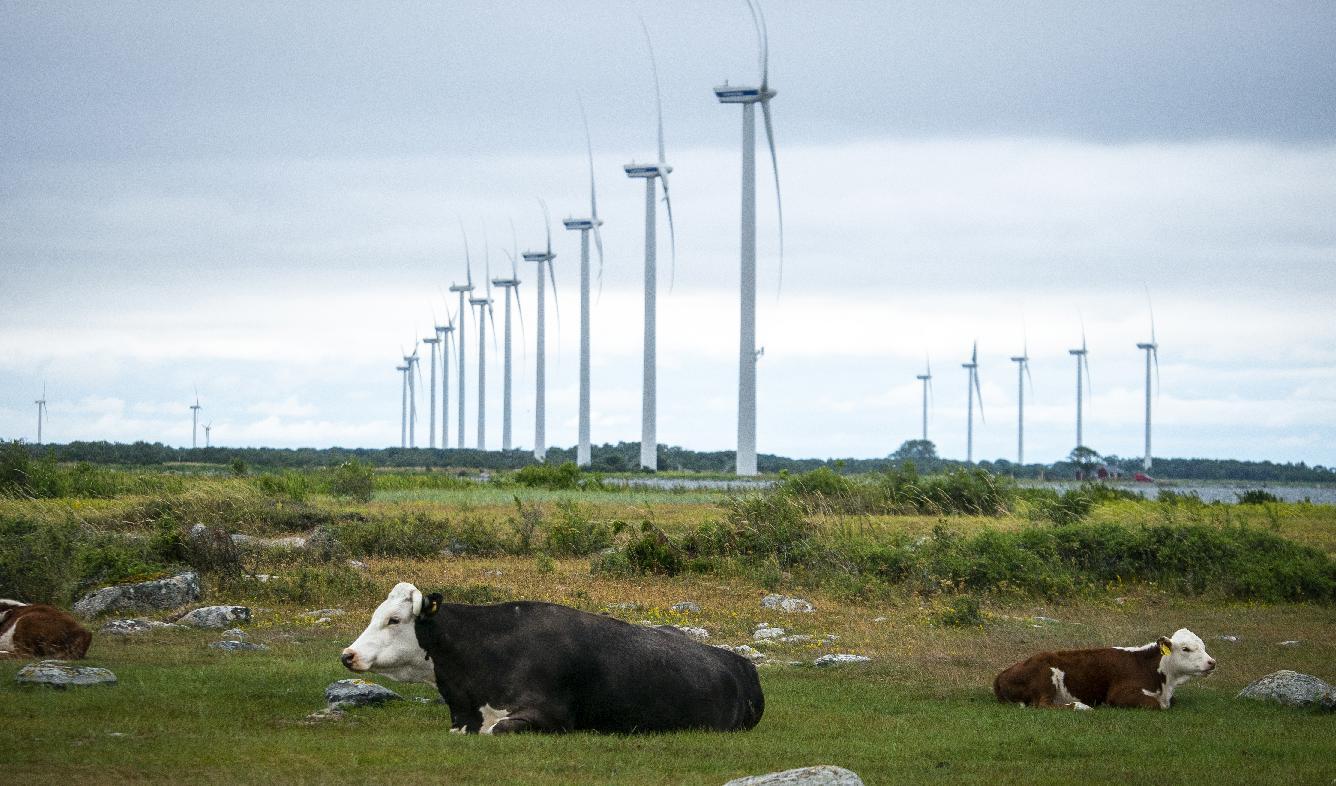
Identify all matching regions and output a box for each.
[1237,489,1281,505]
[330,460,375,502]
[512,462,603,490]
[0,515,177,605]
[545,501,613,557]
[934,594,985,627]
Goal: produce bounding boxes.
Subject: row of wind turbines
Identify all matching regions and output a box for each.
[393,0,783,475]
[918,306,1161,471]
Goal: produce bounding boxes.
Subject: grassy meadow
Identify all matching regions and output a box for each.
[1,456,1333,784]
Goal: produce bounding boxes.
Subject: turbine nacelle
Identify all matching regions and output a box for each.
[712,84,776,103]
[562,217,602,230]
[491,277,520,287]
[522,251,556,262]
[469,297,493,307]
[1068,348,1087,356]
[448,282,474,293]
[1136,342,1158,350]
[422,337,440,345]
[623,162,671,179]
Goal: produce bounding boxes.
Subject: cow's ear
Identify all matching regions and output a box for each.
[1157,637,1172,656]
[421,593,444,618]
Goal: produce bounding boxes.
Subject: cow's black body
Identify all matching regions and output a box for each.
[414,599,764,734]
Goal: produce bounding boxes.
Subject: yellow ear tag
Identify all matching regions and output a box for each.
[428,600,440,615]
[1159,643,1172,656]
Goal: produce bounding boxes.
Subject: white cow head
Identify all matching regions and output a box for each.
[1157,628,1216,681]
[341,582,436,684]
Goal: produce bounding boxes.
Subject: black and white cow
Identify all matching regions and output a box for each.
[342,582,764,734]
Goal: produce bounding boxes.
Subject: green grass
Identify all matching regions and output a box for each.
[1,620,1331,786]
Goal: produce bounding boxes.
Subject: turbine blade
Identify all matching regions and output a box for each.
[661,172,677,291]
[548,259,561,333]
[755,0,770,89]
[744,0,765,84]
[638,16,665,165]
[1153,348,1161,397]
[975,371,985,424]
[760,97,784,293]
[593,223,606,301]
[1025,360,1034,391]
[458,217,473,287]
[1146,284,1157,345]
[510,218,520,278]
[579,94,599,221]
[489,303,498,353]
[1084,354,1093,399]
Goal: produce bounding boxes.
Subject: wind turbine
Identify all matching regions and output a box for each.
[962,342,984,464]
[470,241,498,450]
[204,422,212,448]
[34,384,47,445]
[403,346,421,448]
[448,224,475,449]
[422,331,440,449]
[435,310,456,450]
[715,0,784,477]
[396,361,410,448]
[624,19,676,471]
[493,234,524,452]
[523,201,559,462]
[1069,327,1092,450]
[190,388,202,449]
[915,359,932,442]
[563,100,605,468]
[1137,293,1161,471]
[1010,342,1034,466]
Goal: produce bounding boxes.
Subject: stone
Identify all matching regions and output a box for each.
[100,619,181,635]
[347,560,369,570]
[1237,670,1336,711]
[724,765,865,786]
[761,594,814,613]
[673,625,710,641]
[209,640,268,652]
[778,634,813,644]
[1278,640,1301,647]
[16,660,117,688]
[872,617,888,623]
[178,605,251,628]
[754,626,787,641]
[606,602,642,612]
[325,678,402,707]
[303,608,346,618]
[727,645,766,661]
[671,601,702,614]
[221,628,247,640]
[302,706,346,724]
[73,571,201,618]
[1218,635,1240,643]
[813,654,871,667]
[231,533,307,549]
[1032,616,1061,625]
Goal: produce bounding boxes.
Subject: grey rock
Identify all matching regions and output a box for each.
[231,533,307,549]
[209,640,268,652]
[221,628,247,640]
[189,523,209,539]
[1237,670,1336,711]
[325,678,402,707]
[724,765,865,786]
[606,602,642,612]
[727,645,766,661]
[303,608,346,618]
[347,560,369,570]
[16,660,117,688]
[778,634,813,644]
[100,619,181,635]
[1032,616,1061,625]
[1218,635,1240,643]
[302,706,346,724]
[673,625,710,641]
[74,571,201,618]
[671,601,702,614]
[761,594,815,613]
[813,654,871,667]
[754,626,787,641]
[1279,640,1301,647]
[178,605,251,628]
[872,616,888,623]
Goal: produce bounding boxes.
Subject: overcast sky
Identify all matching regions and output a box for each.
[3,1,1335,466]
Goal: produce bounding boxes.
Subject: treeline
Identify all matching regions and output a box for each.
[10,439,1335,483]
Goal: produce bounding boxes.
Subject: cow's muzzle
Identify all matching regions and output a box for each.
[340,650,358,671]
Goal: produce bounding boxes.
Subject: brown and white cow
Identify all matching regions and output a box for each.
[0,599,93,660]
[994,628,1215,710]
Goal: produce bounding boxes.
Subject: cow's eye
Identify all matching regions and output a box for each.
[1182,647,1192,652]
[387,617,401,626]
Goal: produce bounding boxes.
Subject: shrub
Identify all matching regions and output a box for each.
[780,467,854,498]
[934,594,985,627]
[330,460,375,502]
[334,513,448,558]
[718,493,818,566]
[545,501,613,557]
[514,462,584,490]
[1237,489,1281,505]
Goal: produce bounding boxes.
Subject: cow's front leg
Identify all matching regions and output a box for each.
[450,706,483,734]
[1106,684,1164,709]
[482,704,570,734]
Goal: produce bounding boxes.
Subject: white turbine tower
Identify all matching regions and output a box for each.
[715,0,784,477]
[434,313,456,450]
[471,244,498,450]
[523,202,559,462]
[448,225,475,449]
[962,342,984,464]
[34,384,48,445]
[423,331,440,449]
[915,359,932,442]
[1137,294,1161,471]
[190,388,202,449]
[563,102,605,468]
[1010,342,1033,466]
[624,20,676,471]
[403,347,421,448]
[493,230,525,452]
[1069,328,1092,450]
[396,361,409,448]
[204,422,212,449]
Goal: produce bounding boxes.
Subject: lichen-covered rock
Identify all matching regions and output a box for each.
[73,571,201,618]
[813,654,870,667]
[178,605,251,628]
[209,640,268,652]
[100,619,182,635]
[761,594,814,613]
[221,628,247,640]
[325,678,402,707]
[754,626,787,641]
[724,765,864,786]
[1237,670,1335,711]
[16,660,117,688]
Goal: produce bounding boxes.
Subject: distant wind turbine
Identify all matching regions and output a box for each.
[434,311,456,450]
[422,330,440,449]
[448,223,476,449]
[1137,292,1161,471]
[34,384,48,445]
[1010,341,1033,466]
[204,421,213,449]
[470,241,498,450]
[523,201,559,462]
[190,388,202,449]
[915,358,932,442]
[563,99,605,468]
[962,342,984,464]
[623,19,676,471]
[396,361,410,448]
[403,346,421,448]
[492,251,522,452]
[715,0,784,477]
[1069,326,1092,450]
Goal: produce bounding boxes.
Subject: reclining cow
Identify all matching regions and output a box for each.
[993,627,1215,710]
[342,582,764,734]
[0,599,93,660]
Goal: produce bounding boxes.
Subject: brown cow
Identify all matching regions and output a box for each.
[0,599,93,660]
[994,628,1215,710]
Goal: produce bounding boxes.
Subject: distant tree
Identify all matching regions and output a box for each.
[1067,446,1102,479]
[892,440,938,462]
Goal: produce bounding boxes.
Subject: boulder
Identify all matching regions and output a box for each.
[73,571,201,618]
[813,654,871,667]
[761,594,815,613]
[178,605,251,629]
[100,619,182,635]
[209,640,268,652]
[325,678,402,707]
[724,766,864,786]
[16,660,117,688]
[1237,670,1336,711]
